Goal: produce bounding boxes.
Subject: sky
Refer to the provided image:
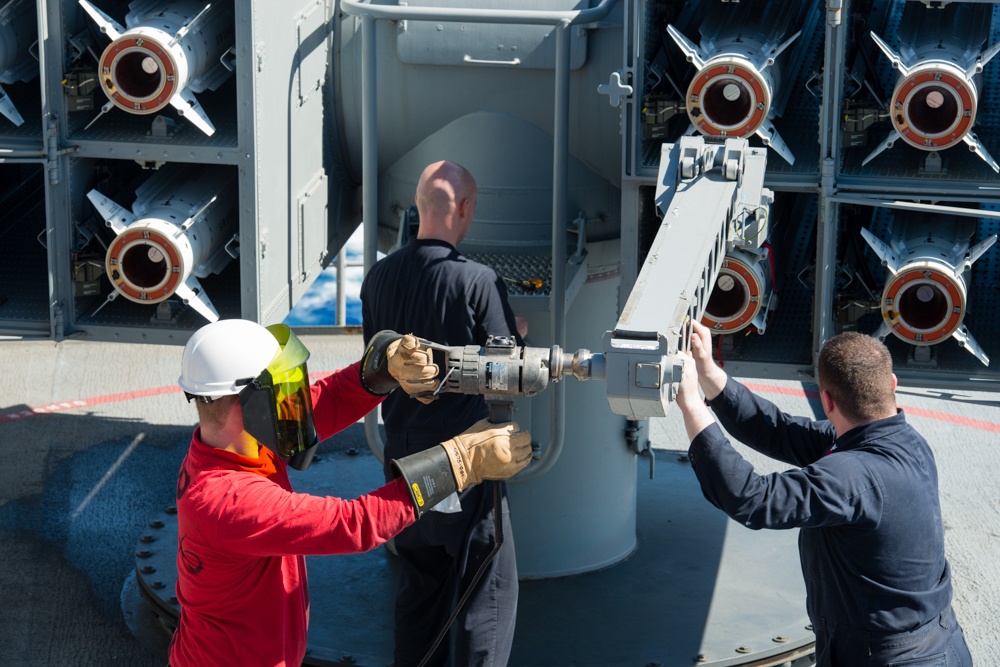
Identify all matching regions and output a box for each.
[283,226,380,327]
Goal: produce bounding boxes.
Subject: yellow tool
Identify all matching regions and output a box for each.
[503,277,543,291]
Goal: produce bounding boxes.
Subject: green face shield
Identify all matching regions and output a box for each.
[239,324,319,470]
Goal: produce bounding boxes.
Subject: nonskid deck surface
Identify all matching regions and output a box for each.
[0,333,996,665]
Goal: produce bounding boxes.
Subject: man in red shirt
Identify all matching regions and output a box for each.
[168,319,531,667]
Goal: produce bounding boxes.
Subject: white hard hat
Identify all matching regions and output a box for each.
[178,319,281,397]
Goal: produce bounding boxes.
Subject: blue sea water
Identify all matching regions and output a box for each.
[283,228,371,327]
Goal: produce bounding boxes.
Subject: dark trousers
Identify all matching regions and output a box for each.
[384,441,518,667]
[813,605,973,667]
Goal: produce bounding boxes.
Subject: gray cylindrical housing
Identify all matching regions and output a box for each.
[508,240,636,578]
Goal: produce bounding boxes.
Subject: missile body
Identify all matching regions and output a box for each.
[79,0,235,135]
[702,247,775,335]
[861,215,996,365]
[666,0,818,165]
[0,0,39,126]
[865,3,1000,171]
[86,165,239,322]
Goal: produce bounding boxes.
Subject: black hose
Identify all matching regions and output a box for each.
[415,480,503,667]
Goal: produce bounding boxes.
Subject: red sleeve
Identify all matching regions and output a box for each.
[214,476,416,556]
[310,360,384,440]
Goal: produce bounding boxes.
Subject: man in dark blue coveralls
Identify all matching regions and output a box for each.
[675,319,972,666]
[360,160,523,667]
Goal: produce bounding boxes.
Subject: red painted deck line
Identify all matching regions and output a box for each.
[3,376,998,435]
[0,371,335,424]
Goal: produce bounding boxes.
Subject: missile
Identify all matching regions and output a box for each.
[79,0,235,135]
[863,3,1000,172]
[666,2,818,165]
[702,247,775,335]
[0,0,39,126]
[86,165,239,322]
[861,216,996,365]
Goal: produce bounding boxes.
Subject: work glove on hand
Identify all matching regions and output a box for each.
[387,334,440,404]
[439,418,533,491]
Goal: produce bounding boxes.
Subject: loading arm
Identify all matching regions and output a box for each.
[422,136,772,421]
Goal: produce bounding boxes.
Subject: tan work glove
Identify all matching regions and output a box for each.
[387,334,440,404]
[439,419,533,490]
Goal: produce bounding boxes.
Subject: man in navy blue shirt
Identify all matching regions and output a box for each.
[675,319,972,666]
[360,160,523,667]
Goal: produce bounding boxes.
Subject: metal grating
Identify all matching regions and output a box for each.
[0,166,50,327]
[464,251,555,296]
[0,81,44,141]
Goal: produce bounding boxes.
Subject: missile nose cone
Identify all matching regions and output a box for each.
[141,56,159,74]
[925,90,944,109]
[915,285,936,303]
[722,83,741,102]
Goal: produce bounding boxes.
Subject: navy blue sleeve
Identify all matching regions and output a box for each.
[471,270,521,345]
[689,423,884,530]
[708,378,834,467]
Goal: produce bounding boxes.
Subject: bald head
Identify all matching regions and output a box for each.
[415,160,478,246]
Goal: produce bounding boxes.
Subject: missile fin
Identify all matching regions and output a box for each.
[666,25,707,71]
[78,0,123,41]
[860,226,900,274]
[0,0,31,26]
[869,31,910,78]
[169,2,214,47]
[86,189,135,234]
[972,40,1000,76]
[861,129,900,167]
[962,132,1000,173]
[952,325,989,366]
[873,319,892,343]
[174,278,220,322]
[169,89,216,136]
[761,30,802,71]
[755,119,795,165]
[0,84,25,126]
[966,234,997,267]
